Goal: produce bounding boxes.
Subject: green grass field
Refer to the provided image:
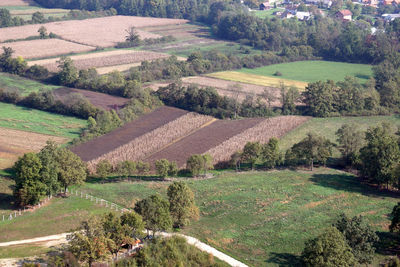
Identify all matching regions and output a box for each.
[238,60,373,83]
[0,102,86,138]
[279,115,400,152]
[0,73,60,96]
[252,8,284,19]
[76,168,398,266]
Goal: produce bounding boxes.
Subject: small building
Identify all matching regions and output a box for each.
[296,11,312,20]
[382,13,400,21]
[260,1,272,10]
[336,9,352,21]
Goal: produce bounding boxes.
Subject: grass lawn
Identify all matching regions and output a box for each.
[238,60,373,84]
[77,168,399,266]
[279,115,400,152]
[252,8,284,19]
[0,102,85,139]
[0,73,60,96]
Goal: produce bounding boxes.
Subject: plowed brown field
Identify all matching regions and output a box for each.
[5,39,95,59]
[0,16,188,47]
[70,106,189,162]
[0,127,67,169]
[52,88,129,111]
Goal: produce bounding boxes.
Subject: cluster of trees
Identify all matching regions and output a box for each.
[13,142,87,206]
[186,154,213,177]
[230,138,281,171]
[63,181,198,265]
[302,214,379,266]
[157,83,273,119]
[95,159,151,178]
[302,77,385,117]
[0,8,117,29]
[116,26,176,48]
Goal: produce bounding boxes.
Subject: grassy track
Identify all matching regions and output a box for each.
[208,71,308,90]
[78,168,398,266]
[279,115,400,152]
[238,60,373,83]
[0,244,50,259]
[0,73,60,96]
[0,102,85,138]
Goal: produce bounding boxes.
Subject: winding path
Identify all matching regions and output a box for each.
[0,232,248,267]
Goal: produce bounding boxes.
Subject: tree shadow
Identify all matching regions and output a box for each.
[376,231,400,256]
[310,173,400,199]
[85,175,165,184]
[266,252,302,267]
[0,192,14,211]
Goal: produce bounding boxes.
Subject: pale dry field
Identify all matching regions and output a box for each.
[0,16,188,47]
[5,39,95,59]
[182,76,282,106]
[0,0,34,6]
[205,116,310,164]
[0,127,67,169]
[29,50,170,72]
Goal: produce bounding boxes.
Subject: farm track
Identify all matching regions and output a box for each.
[70,106,189,162]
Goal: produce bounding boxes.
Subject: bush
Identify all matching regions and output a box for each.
[274,71,282,76]
[96,159,113,178]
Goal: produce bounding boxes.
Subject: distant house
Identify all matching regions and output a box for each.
[336,9,352,21]
[296,11,312,20]
[382,13,400,21]
[260,1,271,10]
[382,0,400,5]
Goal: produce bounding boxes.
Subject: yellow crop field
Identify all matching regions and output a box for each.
[207,71,308,90]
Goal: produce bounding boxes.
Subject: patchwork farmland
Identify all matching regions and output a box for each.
[28,50,171,72]
[71,106,308,170]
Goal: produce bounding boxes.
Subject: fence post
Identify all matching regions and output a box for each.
[19,210,21,215]
[2,215,4,221]
[9,214,12,220]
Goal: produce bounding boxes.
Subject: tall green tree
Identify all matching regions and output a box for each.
[241,142,262,170]
[134,194,172,234]
[57,56,78,86]
[120,211,145,240]
[167,181,199,228]
[302,80,336,117]
[390,202,400,233]
[96,159,113,179]
[186,154,204,177]
[56,148,87,191]
[334,214,379,264]
[37,141,60,195]
[335,124,364,167]
[302,227,356,267]
[360,124,400,188]
[261,138,280,168]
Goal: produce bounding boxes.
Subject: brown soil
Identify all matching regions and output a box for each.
[52,87,129,111]
[70,106,189,161]
[144,118,264,167]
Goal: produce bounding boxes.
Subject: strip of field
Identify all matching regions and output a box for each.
[238,60,373,83]
[87,113,215,171]
[206,116,309,163]
[0,127,67,170]
[70,106,189,162]
[145,118,265,167]
[0,16,188,47]
[29,50,170,72]
[182,76,282,106]
[0,102,86,139]
[208,71,308,90]
[0,0,34,6]
[9,8,68,15]
[52,87,130,111]
[5,39,95,59]
[0,72,60,96]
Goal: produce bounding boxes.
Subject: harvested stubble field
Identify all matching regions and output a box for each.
[0,16,187,47]
[52,87,129,111]
[0,0,34,6]
[206,116,309,163]
[70,106,189,162]
[28,50,170,72]
[5,39,95,59]
[0,127,67,170]
[208,71,309,90]
[87,113,215,171]
[182,76,282,106]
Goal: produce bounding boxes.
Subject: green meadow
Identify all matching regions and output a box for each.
[0,73,60,96]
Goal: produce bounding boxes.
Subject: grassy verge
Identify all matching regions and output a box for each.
[279,115,400,153]
[0,102,85,139]
[77,168,398,266]
[0,73,60,96]
[237,60,373,83]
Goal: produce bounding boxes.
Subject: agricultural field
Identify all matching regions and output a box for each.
[0,72,60,96]
[0,102,86,170]
[238,60,373,83]
[5,39,95,59]
[208,71,309,90]
[181,76,282,106]
[4,5,70,21]
[145,116,307,167]
[78,168,399,266]
[53,87,130,111]
[70,106,190,162]
[0,0,35,6]
[0,16,187,47]
[28,50,171,73]
[279,115,400,152]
